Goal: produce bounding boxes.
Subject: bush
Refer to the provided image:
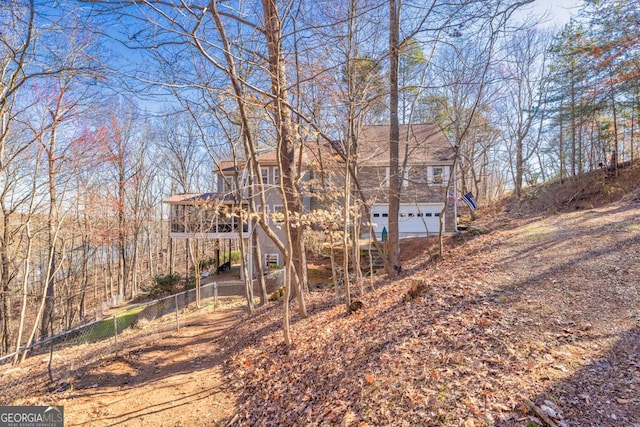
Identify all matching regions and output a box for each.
[269,286,285,301]
[198,257,213,271]
[148,274,181,298]
[304,230,328,259]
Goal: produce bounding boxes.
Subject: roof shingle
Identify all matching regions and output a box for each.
[358,124,455,165]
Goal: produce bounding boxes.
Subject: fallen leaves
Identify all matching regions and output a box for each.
[223,198,640,426]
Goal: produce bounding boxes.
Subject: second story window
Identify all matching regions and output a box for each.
[261,167,269,185]
[382,167,409,187]
[430,166,445,185]
[220,175,237,193]
[403,167,410,187]
[272,204,284,223]
[383,167,390,187]
[273,167,280,185]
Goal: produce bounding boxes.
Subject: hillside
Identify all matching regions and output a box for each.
[1,165,639,426]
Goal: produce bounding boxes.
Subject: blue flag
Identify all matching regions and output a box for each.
[461,192,478,210]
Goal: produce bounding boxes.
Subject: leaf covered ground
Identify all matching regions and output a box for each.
[1,168,639,426]
[227,190,640,426]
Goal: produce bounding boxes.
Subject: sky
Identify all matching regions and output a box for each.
[530,0,583,27]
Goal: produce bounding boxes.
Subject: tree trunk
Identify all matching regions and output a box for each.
[1,212,11,354]
[609,65,619,177]
[343,157,352,307]
[188,240,201,308]
[42,113,61,340]
[247,172,267,305]
[388,0,401,274]
[261,0,307,319]
[118,166,126,298]
[238,212,254,313]
[515,132,524,198]
[14,224,34,364]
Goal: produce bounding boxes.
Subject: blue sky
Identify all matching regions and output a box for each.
[533,0,582,26]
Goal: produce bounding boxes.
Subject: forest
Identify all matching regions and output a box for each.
[0,0,638,358]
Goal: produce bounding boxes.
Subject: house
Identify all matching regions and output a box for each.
[165,123,457,271]
[165,151,291,272]
[165,192,247,239]
[164,191,253,279]
[357,124,457,237]
[216,152,288,269]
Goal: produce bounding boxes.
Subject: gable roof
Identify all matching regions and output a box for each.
[215,150,280,174]
[164,192,234,205]
[357,124,455,166]
[214,143,339,174]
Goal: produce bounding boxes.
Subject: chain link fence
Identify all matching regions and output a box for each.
[0,281,246,367]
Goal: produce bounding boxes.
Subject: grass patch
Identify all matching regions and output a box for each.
[70,305,147,344]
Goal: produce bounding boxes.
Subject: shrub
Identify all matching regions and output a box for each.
[198,257,216,271]
[230,250,241,264]
[304,230,328,259]
[148,274,181,298]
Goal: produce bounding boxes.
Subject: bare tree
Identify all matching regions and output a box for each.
[0,0,40,353]
[497,27,552,196]
[427,3,531,255]
[387,0,401,274]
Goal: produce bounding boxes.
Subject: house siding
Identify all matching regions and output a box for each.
[168,124,458,272]
[358,165,457,233]
[253,172,286,266]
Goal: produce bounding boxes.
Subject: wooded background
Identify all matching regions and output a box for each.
[1,0,638,354]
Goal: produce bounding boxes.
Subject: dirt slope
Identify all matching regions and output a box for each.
[225,196,640,426]
[1,176,639,426]
[0,305,245,426]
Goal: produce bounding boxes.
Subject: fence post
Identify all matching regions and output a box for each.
[175,294,179,330]
[214,282,218,311]
[113,314,118,358]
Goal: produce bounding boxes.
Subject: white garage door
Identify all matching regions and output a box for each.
[370,203,443,236]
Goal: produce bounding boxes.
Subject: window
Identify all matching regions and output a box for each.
[373,213,380,218]
[241,170,248,188]
[213,175,219,193]
[382,213,388,218]
[408,213,415,217]
[434,212,440,217]
[383,167,409,187]
[221,177,237,193]
[417,213,423,217]
[272,204,284,223]
[273,167,280,185]
[432,167,444,184]
[261,167,269,185]
[254,205,268,222]
[265,253,279,269]
[316,170,331,190]
[425,213,432,217]
[430,166,445,185]
[400,212,406,217]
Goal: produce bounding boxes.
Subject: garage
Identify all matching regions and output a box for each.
[370,203,444,237]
